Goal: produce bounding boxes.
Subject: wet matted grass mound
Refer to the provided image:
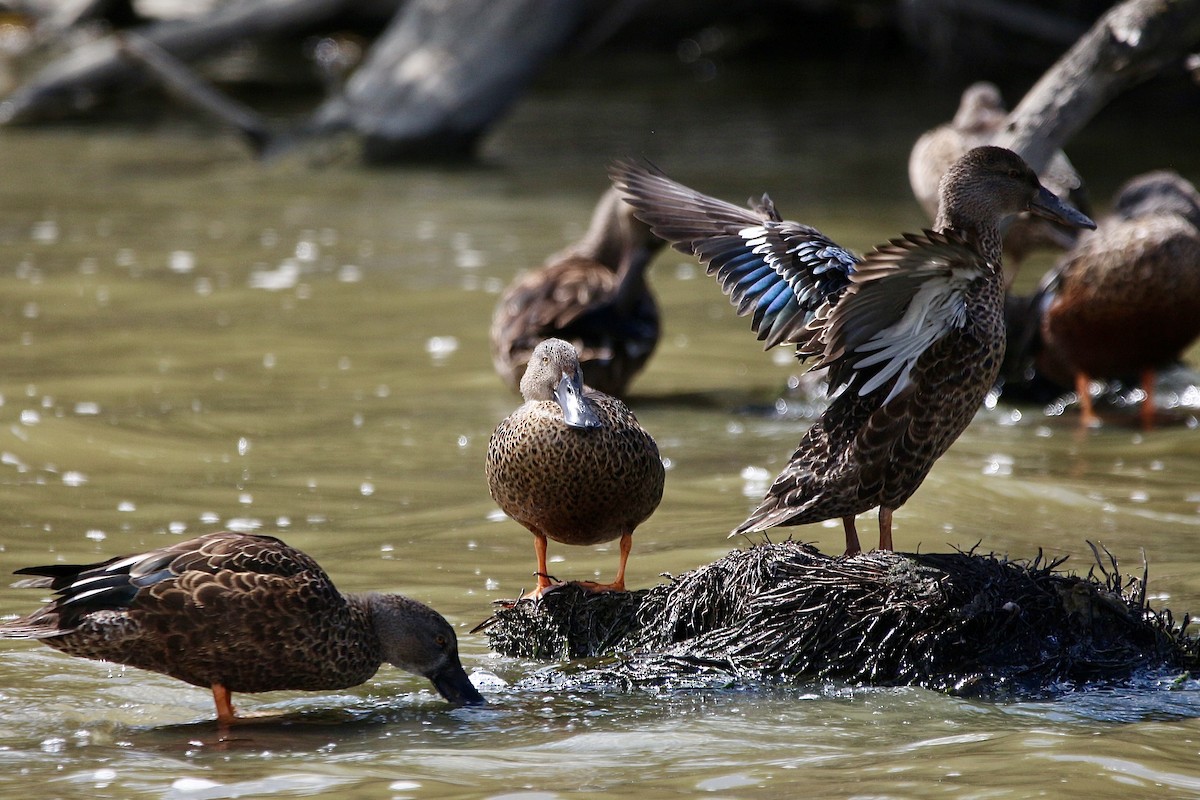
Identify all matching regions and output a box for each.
[478,541,1199,697]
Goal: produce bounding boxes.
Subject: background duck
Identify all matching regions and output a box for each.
[612,147,1094,555]
[1037,170,1200,428]
[908,82,1091,286]
[486,338,664,598]
[0,531,485,724]
[490,186,665,397]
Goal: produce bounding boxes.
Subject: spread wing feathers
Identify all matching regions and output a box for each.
[610,159,858,349]
[803,231,989,404]
[4,532,324,635]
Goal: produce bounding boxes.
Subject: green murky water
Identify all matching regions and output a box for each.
[3,55,1200,798]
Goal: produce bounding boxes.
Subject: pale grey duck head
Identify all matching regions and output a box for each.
[519,338,602,429]
[366,593,485,706]
[952,82,1006,134]
[935,146,1096,262]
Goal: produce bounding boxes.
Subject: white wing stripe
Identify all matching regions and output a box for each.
[850,277,969,401]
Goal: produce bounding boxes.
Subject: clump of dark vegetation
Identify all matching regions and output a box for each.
[477,541,1198,698]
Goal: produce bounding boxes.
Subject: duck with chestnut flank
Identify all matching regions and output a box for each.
[0,531,485,723]
[611,146,1094,555]
[487,338,664,598]
[1037,170,1200,428]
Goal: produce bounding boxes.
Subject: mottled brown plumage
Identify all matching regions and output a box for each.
[487,338,664,597]
[908,82,1090,283]
[0,531,484,722]
[1040,170,1200,427]
[490,187,664,397]
[612,147,1094,555]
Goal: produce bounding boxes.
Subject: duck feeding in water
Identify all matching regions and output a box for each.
[0,531,485,723]
[611,146,1094,555]
[487,337,664,598]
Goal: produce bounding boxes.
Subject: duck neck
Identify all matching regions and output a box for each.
[936,209,1005,268]
[611,246,653,313]
[345,593,386,654]
[557,189,629,269]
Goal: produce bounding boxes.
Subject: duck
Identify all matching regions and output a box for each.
[611,146,1094,555]
[490,186,665,398]
[908,82,1090,285]
[1038,170,1200,428]
[486,337,664,598]
[0,531,485,723]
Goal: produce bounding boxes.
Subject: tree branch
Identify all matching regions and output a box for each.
[997,0,1200,173]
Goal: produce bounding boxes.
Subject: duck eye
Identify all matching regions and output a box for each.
[1008,168,1022,179]
[435,634,447,647]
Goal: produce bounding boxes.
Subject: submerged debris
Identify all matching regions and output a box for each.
[478,541,1198,698]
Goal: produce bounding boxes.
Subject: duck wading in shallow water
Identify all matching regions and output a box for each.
[0,531,485,723]
[1037,170,1200,429]
[490,187,665,398]
[612,147,1094,555]
[487,338,664,599]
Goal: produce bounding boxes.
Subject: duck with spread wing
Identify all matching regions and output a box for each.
[611,146,1094,555]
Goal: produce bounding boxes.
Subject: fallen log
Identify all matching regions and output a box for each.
[116,32,273,155]
[0,0,398,125]
[306,0,588,161]
[478,541,1197,698]
[997,0,1200,174]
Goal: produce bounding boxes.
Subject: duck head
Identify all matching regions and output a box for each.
[519,338,602,429]
[936,146,1095,258]
[1111,170,1200,228]
[370,594,486,706]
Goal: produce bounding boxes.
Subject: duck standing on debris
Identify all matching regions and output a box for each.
[612,147,1094,555]
[1038,170,1200,428]
[0,531,485,723]
[487,338,664,598]
[490,187,664,397]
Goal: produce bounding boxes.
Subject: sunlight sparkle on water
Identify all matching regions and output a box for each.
[295,238,319,262]
[30,220,58,244]
[740,465,771,498]
[426,336,459,362]
[249,259,301,290]
[171,777,222,793]
[168,251,195,274]
[982,454,1013,477]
